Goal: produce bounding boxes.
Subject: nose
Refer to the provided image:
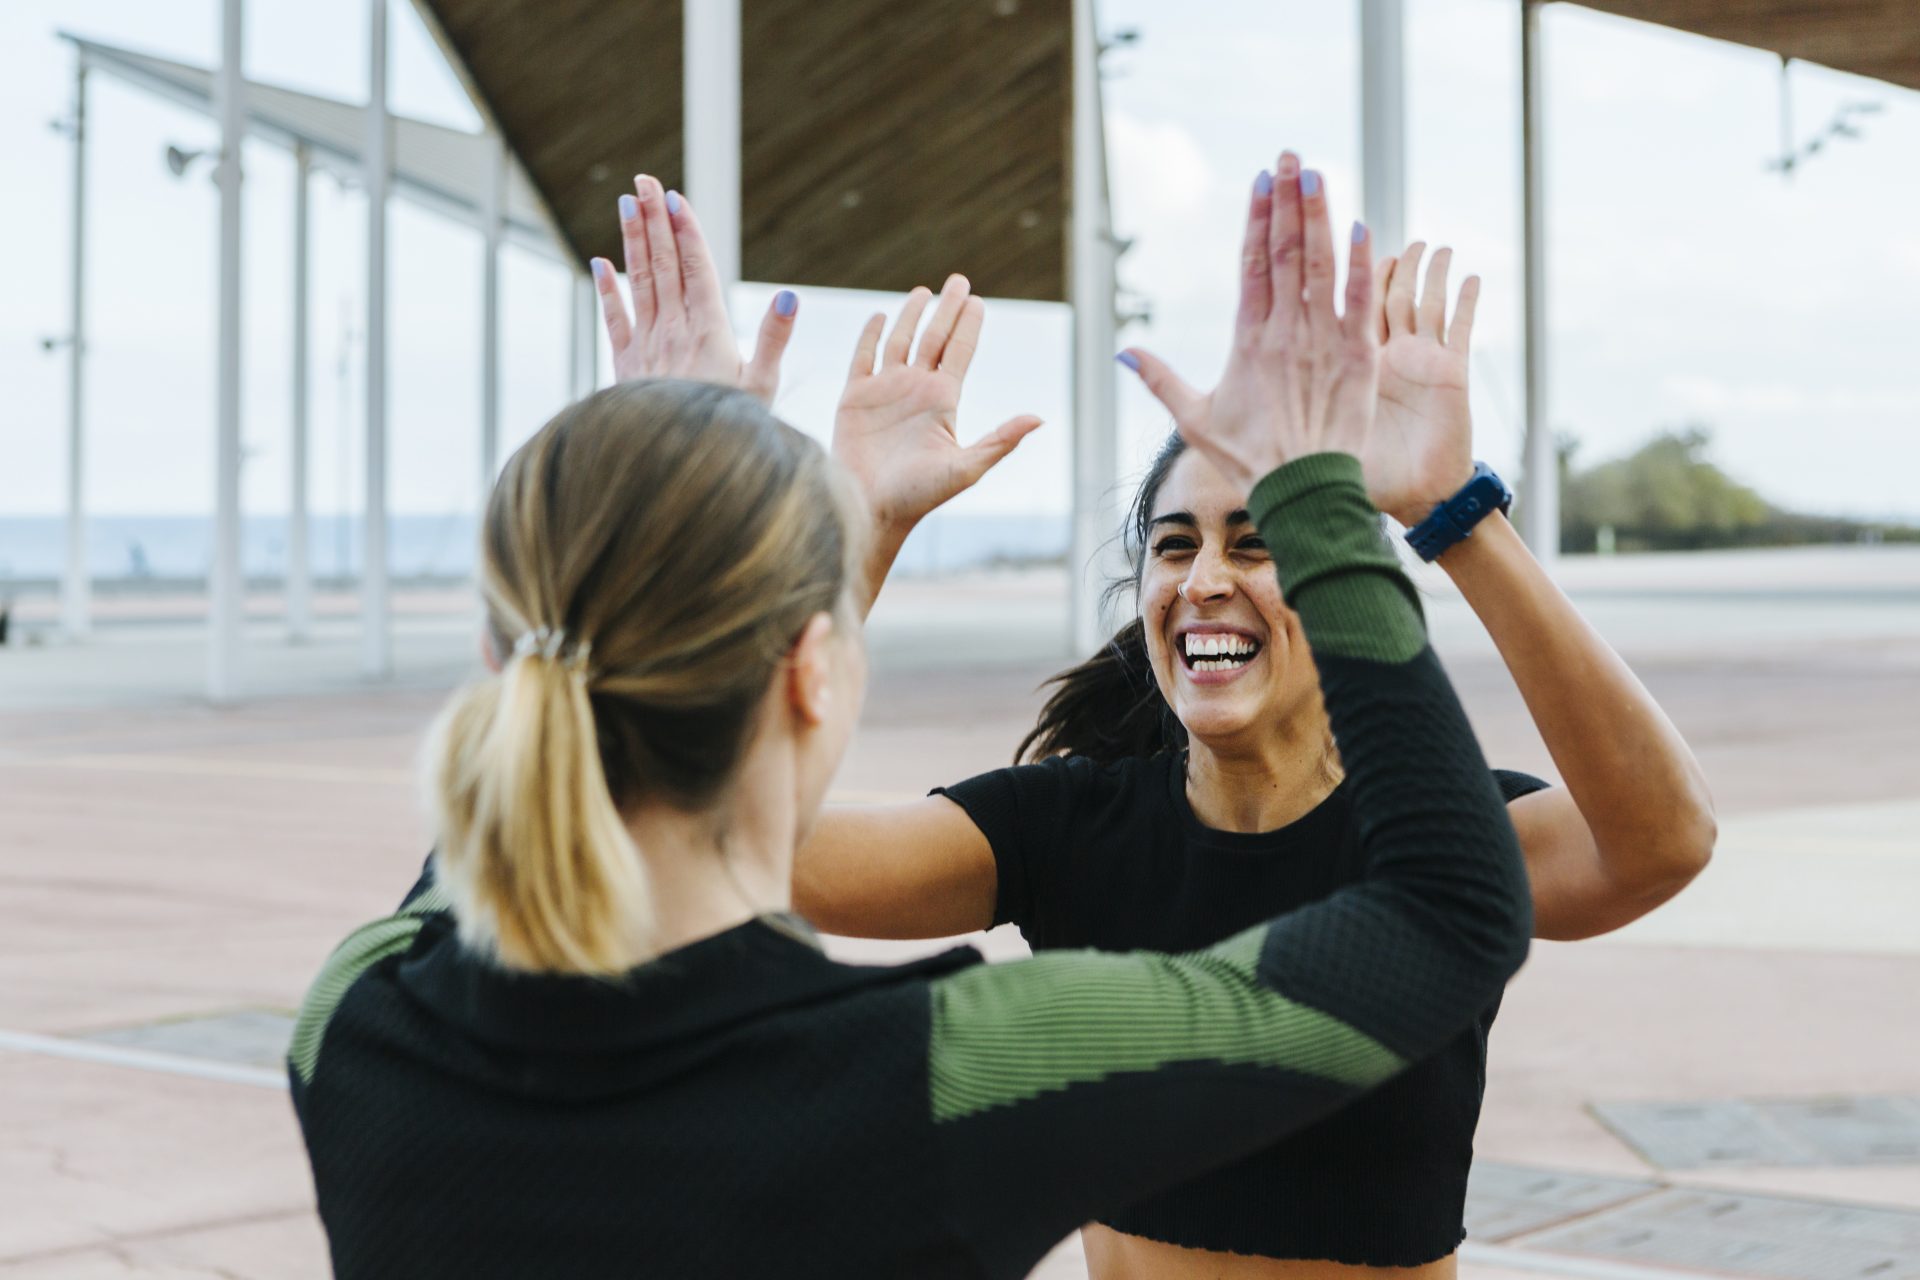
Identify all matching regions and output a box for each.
[1180,546,1236,606]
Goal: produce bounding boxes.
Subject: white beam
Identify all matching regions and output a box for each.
[288,141,313,643]
[480,132,503,489]
[362,0,393,677]
[683,0,741,290]
[1520,0,1558,567]
[61,58,90,642]
[1359,0,1407,258]
[208,0,245,703]
[568,272,598,400]
[1069,0,1120,656]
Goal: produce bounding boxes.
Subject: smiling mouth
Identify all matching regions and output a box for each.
[1179,632,1263,673]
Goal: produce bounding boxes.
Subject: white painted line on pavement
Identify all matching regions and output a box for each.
[1461,1242,1723,1280]
[0,1028,287,1090]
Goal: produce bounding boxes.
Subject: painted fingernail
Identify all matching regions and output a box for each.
[618,193,637,220]
[591,257,611,280]
[1115,351,1141,371]
[774,289,798,317]
[1300,170,1322,198]
[1352,221,1367,244]
[1254,169,1274,196]
[665,190,683,215]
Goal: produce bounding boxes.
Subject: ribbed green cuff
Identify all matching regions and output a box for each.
[1248,453,1425,664]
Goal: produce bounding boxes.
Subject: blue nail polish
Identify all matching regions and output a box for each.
[1115,351,1141,372]
[619,194,637,220]
[775,289,798,317]
[665,190,683,215]
[1300,170,1322,198]
[591,257,611,280]
[1352,221,1367,244]
[1254,169,1274,196]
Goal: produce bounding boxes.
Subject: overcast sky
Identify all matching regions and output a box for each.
[2,0,1916,525]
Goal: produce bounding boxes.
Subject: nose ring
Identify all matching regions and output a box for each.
[1177,582,1190,601]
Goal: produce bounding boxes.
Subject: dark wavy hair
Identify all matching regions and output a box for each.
[1017,434,1191,764]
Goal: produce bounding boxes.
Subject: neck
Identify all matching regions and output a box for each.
[622,786,794,959]
[1183,700,1342,833]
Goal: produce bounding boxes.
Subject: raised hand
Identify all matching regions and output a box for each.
[1363,243,1479,527]
[591,174,794,403]
[1119,153,1379,495]
[834,273,1044,531]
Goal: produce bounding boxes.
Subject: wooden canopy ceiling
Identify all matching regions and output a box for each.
[1573,0,1920,93]
[412,0,1072,301]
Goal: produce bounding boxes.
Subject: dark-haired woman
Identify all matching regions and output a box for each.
[784,157,1719,1276]
[292,163,1533,1278]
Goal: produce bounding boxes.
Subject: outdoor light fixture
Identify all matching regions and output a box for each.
[164,143,208,177]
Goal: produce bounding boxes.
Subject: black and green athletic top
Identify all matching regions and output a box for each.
[288,453,1532,1280]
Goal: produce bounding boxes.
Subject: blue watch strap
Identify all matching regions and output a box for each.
[1403,463,1513,562]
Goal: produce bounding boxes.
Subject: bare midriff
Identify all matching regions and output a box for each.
[1081,1224,1458,1280]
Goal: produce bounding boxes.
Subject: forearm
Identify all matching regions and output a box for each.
[853,514,913,619]
[1438,514,1716,885]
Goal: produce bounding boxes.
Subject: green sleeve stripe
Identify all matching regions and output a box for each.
[1247,452,1426,664]
[926,924,1405,1123]
[288,879,453,1085]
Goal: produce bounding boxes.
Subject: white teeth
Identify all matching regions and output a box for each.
[1183,633,1257,659]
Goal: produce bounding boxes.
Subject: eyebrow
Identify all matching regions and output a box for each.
[1147,509,1253,530]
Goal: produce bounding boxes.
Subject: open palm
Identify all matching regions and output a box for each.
[1362,244,1480,528]
[835,275,1042,529]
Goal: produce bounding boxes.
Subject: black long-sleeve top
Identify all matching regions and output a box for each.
[288,452,1531,1279]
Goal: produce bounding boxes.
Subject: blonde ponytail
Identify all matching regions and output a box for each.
[431,643,651,974]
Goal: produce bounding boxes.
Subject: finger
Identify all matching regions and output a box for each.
[1342,222,1377,349]
[665,191,731,328]
[1386,241,1423,338]
[592,257,633,354]
[848,312,886,380]
[1267,151,1305,331]
[619,190,655,328]
[957,414,1046,487]
[636,175,684,325]
[1119,349,1205,426]
[1298,168,1339,344]
[1236,169,1275,331]
[1418,246,1453,340]
[914,274,972,369]
[1374,255,1396,344]
[1446,275,1481,354]
[938,296,986,382]
[743,290,798,402]
[883,286,934,367]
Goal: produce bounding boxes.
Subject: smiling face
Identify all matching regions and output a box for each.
[1138,449,1322,748]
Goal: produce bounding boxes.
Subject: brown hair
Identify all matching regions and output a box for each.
[429,379,860,974]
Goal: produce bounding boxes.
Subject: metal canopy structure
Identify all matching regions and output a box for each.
[1574,0,1920,92]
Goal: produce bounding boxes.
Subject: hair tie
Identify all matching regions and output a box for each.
[511,626,595,679]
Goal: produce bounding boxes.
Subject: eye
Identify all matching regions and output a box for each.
[1234,535,1268,555]
[1152,535,1197,556]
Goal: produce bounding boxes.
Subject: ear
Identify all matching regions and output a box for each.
[784,612,837,727]
[480,630,504,674]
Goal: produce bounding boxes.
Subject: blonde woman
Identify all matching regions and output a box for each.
[291,163,1531,1278]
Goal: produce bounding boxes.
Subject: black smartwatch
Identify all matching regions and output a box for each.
[1403,462,1513,562]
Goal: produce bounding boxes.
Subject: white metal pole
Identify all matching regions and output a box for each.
[362,0,393,677]
[1069,0,1119,656]
[288,142,313,642]
[208,0,246,703]
[479,134,504,489]
[567,272,597,399]
[1359,0,1408,258]
[683,0,741,290]
[1520,0,1558,567]
[61,58,90,642]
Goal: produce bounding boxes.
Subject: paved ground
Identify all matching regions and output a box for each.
[2,547,1917,1278]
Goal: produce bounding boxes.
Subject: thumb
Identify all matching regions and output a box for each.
[1120,349,1204,425]
[743,289,798,404]
[958,414,1045,486]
